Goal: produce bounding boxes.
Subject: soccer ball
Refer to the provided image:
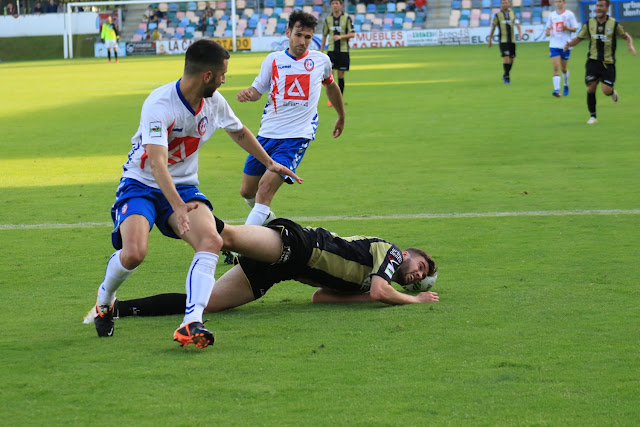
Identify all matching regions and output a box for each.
[402,273,437,293]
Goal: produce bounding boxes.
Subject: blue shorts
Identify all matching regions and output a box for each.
[243,136,309,184]
[550,48,570,60]
[109,178,213,250]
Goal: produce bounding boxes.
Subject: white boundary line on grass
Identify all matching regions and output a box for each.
[1,209,639,231]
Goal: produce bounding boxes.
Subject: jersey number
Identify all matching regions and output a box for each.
[140,136,200,169]
[284,74,310,100]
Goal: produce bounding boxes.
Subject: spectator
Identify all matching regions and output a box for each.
[46,0,57,13]
[57,1,65,12]
[32,2,44,14]
[5,2,18,15]
[154,7,164,21]
[151,27,161,40]
[143,5,154,23]
[541,0,551,10]
[415,0,427,13]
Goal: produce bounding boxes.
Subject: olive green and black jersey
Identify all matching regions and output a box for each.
[298,226,403,292]
[492,9,519,43]
[577,16,626,63]
[323,12,353,52]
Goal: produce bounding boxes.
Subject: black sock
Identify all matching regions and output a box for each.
[338,78,345,94]
[503,63,512,76]
[114,50,118,60]
[587,92,596,117]
[107,50,111,61]
[115,293,187,317]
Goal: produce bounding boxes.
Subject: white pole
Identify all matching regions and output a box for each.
[68,3,74,59]
[231,0,236,52]
[63,7,69,59]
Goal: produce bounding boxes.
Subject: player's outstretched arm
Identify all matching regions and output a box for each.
[369,276,439,305]
[311,288,376,303]
[236,87,262,102]
[624,33,637,56]
[227,126,302,184]
[564,36,582,50]
[325,81,345,138]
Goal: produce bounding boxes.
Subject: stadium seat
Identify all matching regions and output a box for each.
[462,0,471,8]
[452,0,462,9]
[512,0,521,5]
[387,2,396,12]
[522,0,531,6]
[366,3,375,13]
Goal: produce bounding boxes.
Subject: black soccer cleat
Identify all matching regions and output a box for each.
[173,321,215,349]
[94,302,115,337]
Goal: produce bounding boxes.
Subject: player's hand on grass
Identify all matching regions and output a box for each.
[416,291,439,303]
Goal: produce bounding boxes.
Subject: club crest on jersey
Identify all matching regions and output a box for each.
[121,203,129,215]
[197,117,208,136]
[149,121,162,138]
[304,58,314,72]
[284,74,310,100]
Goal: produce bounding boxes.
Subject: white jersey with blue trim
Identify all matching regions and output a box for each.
[546,9,578,49]
[251,49,334,140]
[122,80,243,188]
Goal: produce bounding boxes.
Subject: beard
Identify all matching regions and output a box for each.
[393,262,411,286]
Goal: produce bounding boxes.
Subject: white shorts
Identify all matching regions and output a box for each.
[105,39,117,49]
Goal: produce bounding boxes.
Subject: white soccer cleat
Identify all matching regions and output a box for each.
[611,90,618,103]
[586,117,598,124]
[82,306,96,324]
[263,210,277,225]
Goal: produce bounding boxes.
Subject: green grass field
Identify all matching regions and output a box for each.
[1,43,639,425]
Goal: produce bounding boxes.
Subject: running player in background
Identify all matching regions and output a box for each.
[235,10,346,228]
[564,0,636,124]
[85,40,301,348]
[545,0,578,97]
[101,15,119,64]
[321,0,355,107]
[488,0,523,84]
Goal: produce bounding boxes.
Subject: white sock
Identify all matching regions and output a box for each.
[244,197,256,209]
[553,75,561,91]
[182,251,218,325]
[245,202,271,225]
[97,250,135,306]
[562,71,569,87]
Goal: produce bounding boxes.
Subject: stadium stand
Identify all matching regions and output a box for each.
[125,0,431,41]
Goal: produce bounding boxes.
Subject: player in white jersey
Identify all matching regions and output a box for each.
[545,0,578,97]
[86,39,302,348]
[235,10,346,229]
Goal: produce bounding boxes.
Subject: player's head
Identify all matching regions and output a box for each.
[595,0,609,15]
[554,0,565,10]
[106,15,112,23]
[330,0,343,12]
[286,10,317,57]
[500,0,510,10]
[393,247,438,287]
[184,39,230,97]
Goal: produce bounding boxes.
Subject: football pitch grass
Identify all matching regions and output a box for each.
[1,43,639,424]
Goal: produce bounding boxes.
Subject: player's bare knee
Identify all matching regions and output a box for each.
[120,247,146,269]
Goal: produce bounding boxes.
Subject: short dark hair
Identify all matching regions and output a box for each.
[597,0,610,6]
[288,9,318,31]
[184,39,230,76]
[331,0,344,4]
[406,247,438,277]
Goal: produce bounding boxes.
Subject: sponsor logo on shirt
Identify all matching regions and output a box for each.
[172,127,183,132]
[284,74,310,100]
[278,64,292,69]
[149,121,162,138]
[121,203,129,215]
[197,117,208,136]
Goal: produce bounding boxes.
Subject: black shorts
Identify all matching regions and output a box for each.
[585,59,616,87]
[327,51,350,71]
[237,218,313,300]
[499,43,516,58]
